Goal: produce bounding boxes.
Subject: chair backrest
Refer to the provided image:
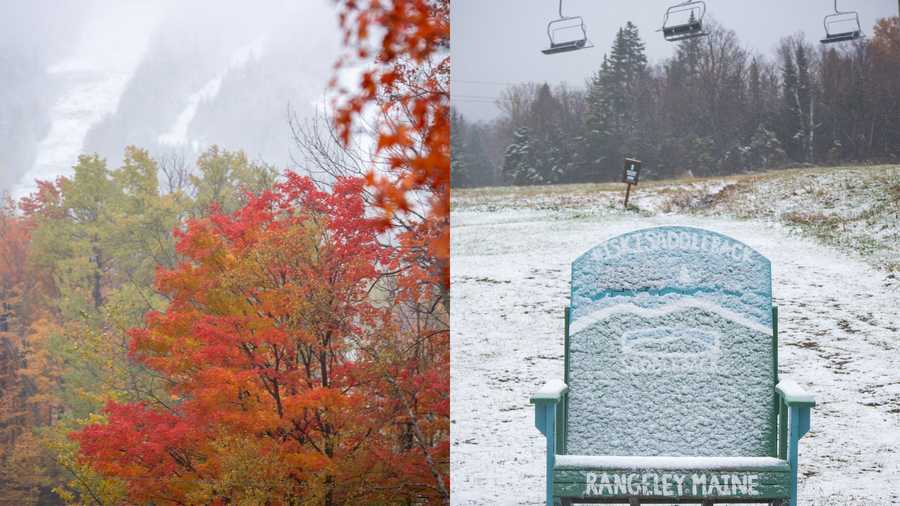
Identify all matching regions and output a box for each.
[565,226,776,457]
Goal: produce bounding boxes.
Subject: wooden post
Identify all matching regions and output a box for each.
[624,183,632,208]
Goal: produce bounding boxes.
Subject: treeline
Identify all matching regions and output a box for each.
[452,17,900,187]
[0,145,448,504]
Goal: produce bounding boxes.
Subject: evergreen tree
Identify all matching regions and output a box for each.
[584,55,614,171]
[464,124,496,187]
[480,20,900,186]
[450,108,470,187]
[749,58,763,129]
[747,125,787,169]
[779,43,802,160]
[502,127,537,185]
[584,22,649,180]
[795,43,815,163]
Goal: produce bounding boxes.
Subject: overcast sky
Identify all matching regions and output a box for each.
[452,0,899,122]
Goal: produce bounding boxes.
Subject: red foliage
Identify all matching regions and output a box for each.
[74,402,199,499]
[17,179,64,219]
[331,4,450,501]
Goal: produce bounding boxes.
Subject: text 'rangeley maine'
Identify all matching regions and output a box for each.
[585,472,762,497]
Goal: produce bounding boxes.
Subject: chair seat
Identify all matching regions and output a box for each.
[542,39,587,55]
[821,31,861,43]
[553,455,790,500]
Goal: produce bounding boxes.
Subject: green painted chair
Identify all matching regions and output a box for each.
[531,226,815,505]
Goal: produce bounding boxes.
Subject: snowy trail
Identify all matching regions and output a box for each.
[451,209,900,505]
[12,2,166,199]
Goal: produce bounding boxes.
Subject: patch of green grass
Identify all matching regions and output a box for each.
[888,183,900,203]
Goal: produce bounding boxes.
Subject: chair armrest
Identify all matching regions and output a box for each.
[532,380,568,505]
[776,379,816,407]
[530,379,568,403]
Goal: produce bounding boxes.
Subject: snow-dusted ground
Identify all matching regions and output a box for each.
[451,171,900,505]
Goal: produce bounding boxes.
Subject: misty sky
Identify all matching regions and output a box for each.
[0,0,340,197]
[452,0,899,122]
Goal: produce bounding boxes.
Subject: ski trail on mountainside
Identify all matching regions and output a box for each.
[13,2,166,199]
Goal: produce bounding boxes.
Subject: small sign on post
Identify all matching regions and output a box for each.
[622,158,641,208]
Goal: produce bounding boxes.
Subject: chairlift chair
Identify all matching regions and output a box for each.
[660,0,708,42]
[542,0,594,55]
[821,0,862,43]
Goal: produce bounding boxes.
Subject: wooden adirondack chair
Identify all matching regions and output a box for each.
[531,226,815,506]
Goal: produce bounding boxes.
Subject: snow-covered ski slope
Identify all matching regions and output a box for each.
[451,166,899,505]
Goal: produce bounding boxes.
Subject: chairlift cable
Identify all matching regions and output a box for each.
[454,79,520,86]
[454,94,502,100]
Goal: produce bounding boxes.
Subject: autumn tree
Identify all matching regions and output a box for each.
[0,198,65,505]
[72,174,445,504]
[4,1,452,502]
[333,0,450,290]
[868,17,900,155]
[331,3,450,502]
[6,145,282,504]
[190,145,279,216]
[0,198,35,503]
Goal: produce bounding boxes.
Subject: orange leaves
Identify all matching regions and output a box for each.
[871,17,900,63]
[376,124,412,151]
[360,70,378,98]
[0,201,32,310]
[873,17,900,45]
[333,0,450,290]
[380,69,401,87]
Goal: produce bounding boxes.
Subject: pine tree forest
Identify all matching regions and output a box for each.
[452,18,900,187]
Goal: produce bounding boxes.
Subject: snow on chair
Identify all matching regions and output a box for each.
[531,226,815,506]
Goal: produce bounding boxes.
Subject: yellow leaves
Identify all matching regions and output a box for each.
[43,417,127,506]
[58,322,132,406]
[871,17,900,56]
[184,434,301,505]
[0,430,55,505]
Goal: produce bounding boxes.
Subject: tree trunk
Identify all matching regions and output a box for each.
[92,245,103,309]
[324,436,335,506]
[808,96,815,164]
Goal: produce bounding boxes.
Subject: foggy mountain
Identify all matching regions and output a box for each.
[0,0,340,198]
